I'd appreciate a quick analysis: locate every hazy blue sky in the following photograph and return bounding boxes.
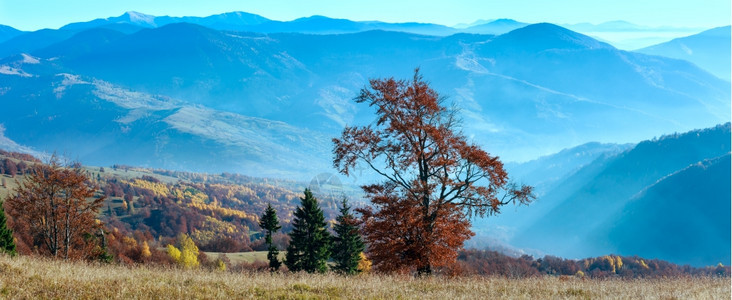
[1,0,729,31]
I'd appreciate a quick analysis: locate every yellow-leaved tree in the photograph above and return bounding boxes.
[167,244,181,262]
[141,241,152,258]
[216,259,227,271]
[357,252,372,274]
[167,234,199,268]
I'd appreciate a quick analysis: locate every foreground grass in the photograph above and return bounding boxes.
[0,255,728,299]
[204,251,285,265]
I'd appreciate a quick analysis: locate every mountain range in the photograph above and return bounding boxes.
[637,26,731,80]
[59,11,460,36]
[0,15,729,179]
[0,25,24,43]
[493,123,730,266]
[3,12,720,47]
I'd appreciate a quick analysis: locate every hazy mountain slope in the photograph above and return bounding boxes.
[0,29,79,58]
[464,19,528,35]
[0,25,24,43]
[566,21,647,32]
[33,28,128,59]
[453,23,729,160]
[0,56,330,178]
[512,123,731,265]
[599,154,731,266]
[470,142,633,249]
[0,126,43,158]
[637,26,731,81]
[55,23,315,120]
[563,21,708,50]
[1,21,729,175]
[55,23,730,137]
[504,142,633,196]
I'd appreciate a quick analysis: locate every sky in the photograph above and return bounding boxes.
[1,0,730,31]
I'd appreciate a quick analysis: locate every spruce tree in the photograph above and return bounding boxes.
[0,201,17,256]
[259,204,282,271]
[285,189,331,273]
[332,198,365,274]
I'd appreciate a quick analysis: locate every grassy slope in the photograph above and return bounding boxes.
[0,254,728,299]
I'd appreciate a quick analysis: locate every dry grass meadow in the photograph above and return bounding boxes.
[0,254,728,299]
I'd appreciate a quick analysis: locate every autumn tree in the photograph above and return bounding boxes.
[259,203,282,271]
[285,189,331,273]
[331,198,365,274]
[167,233,199,268]
[5,159,17,177]
[0,200,16,256]
[140,241,152,259]
[333,69,534,275]
[357,252,372,273]
[6,156,105,260]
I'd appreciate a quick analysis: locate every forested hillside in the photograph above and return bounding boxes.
[1,149,727,277]
[0,154,354,257]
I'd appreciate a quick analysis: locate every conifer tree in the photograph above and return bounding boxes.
[0,201,16,256]
[259,204,282,271]
[331,198,365,274]
[285,189,331,273]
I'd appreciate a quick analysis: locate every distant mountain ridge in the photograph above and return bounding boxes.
[0,29,79,58]
[509,123,731,266]
[637,26,731,80]
[0,25,24,43]
[462,19,529,35]
[504,142,633,196]
[565,20,700,33]
[60,11,270,31]
[4,11,726,52]
[602,153,730,266]
[58,11,460,36]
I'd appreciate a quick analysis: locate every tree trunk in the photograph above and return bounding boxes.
[64,204,70,260]
[50,200,59,258]
[417,264,432,276]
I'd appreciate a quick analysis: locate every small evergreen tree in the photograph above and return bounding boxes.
[285,189,331,273]
[0,201,16,256]
[332,198,365,274]
[259,204,282,271]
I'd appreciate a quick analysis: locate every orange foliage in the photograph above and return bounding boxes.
[6,156,105,260]
[334,69,534,275]
[357,183,472,274]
